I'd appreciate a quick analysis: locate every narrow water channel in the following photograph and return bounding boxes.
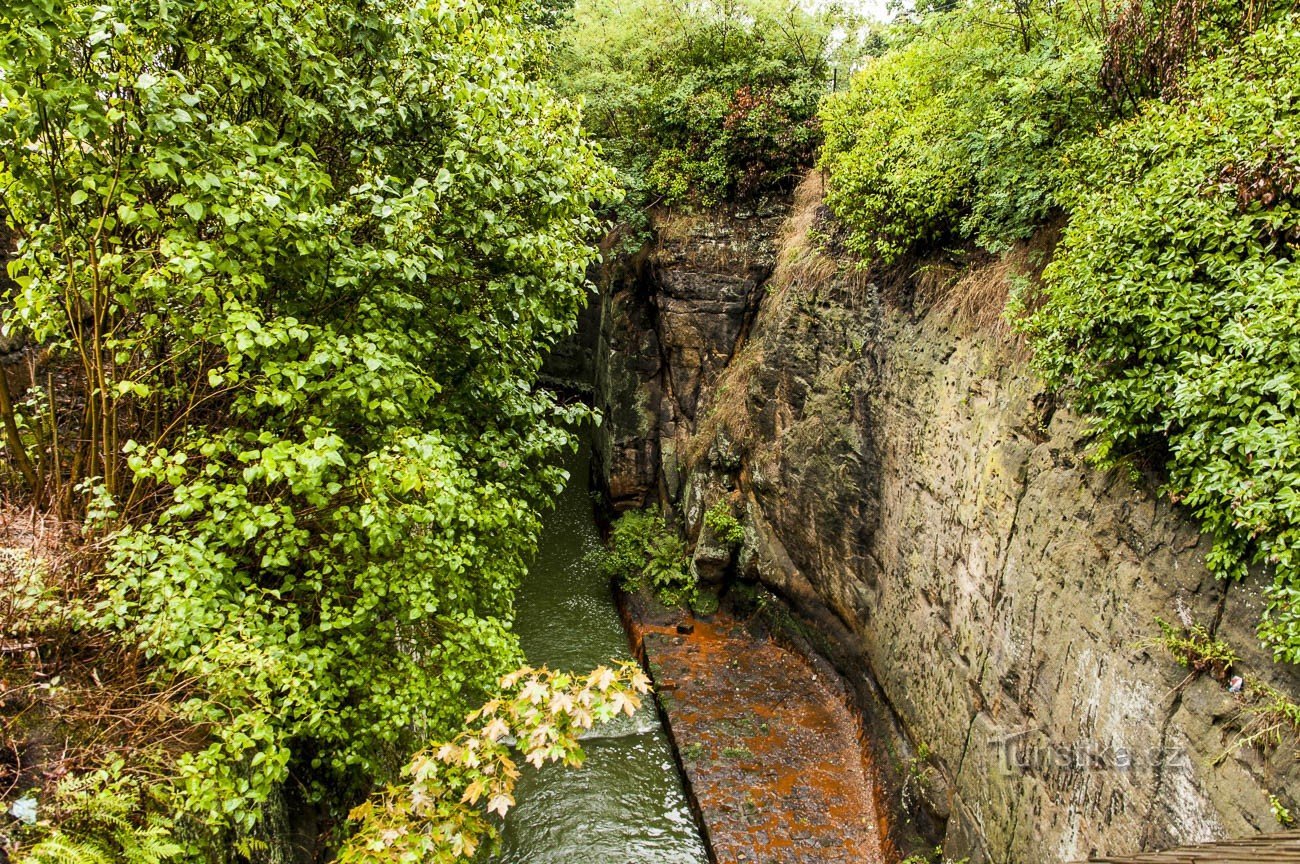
[495,441,710,864]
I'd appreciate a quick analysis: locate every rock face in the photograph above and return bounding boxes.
[622,594,894,864]
[591,183,1300,862]
[593,208,784,510]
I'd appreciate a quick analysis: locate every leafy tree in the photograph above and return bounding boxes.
[1,0,615,852]
[1018,19,1300,662]
[552,0,856,216]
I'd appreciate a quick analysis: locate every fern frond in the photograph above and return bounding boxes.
[20,832,113,864]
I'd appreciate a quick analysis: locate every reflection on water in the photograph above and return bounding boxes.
[495,442,708,864]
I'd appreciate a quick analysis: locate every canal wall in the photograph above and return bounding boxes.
[587,176,1300,862]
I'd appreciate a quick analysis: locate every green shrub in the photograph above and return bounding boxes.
[599,508,698,606]
[554,0,856,212]
[704,500,745,545]
[819,4,1104,261]
[1,0,613,850]
[1020,20,1300,662]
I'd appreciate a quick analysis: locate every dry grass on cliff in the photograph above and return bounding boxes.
[774,174,839,285]
[913,222,1061,345]
[652,209,708,248]
[774,174,874,299]
[685,173,851,469]
[916,255,1014,333]
[686,345,766,470]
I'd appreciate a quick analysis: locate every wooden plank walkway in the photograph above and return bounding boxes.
[1082,830,1300,862]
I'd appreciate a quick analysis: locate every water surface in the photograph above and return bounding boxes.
[495,443,709,864]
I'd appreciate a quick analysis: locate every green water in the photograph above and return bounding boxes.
[495,444,709,864]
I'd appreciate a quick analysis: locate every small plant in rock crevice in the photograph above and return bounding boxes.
[896,740,938,832]
[1237,680,1300,754]
[1143,617,1239,678]
[1271,794,1295,827]
[1143,618,1300,758]
[704,500,745,546]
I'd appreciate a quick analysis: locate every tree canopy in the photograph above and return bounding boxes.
[551,0,858,218]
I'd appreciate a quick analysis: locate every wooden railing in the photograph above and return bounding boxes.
[1080,830,1300,862]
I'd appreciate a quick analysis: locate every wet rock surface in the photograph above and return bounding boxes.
[592,179,1300,861]
[624,594,894,864]
[593,205,786,511]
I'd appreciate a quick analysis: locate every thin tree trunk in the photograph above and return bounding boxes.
[0,364,38,493]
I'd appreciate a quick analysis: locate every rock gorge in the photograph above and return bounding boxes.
[575,178,1300,862]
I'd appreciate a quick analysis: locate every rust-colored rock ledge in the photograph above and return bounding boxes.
[622,592,895,864]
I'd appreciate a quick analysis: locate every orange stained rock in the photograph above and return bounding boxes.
[633,613,896,864]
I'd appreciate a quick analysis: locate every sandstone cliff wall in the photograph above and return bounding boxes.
[592,184,1300,862]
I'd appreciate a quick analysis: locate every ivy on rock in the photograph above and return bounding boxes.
[1020,21,1300,662]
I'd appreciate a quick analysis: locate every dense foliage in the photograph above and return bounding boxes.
[1,0,615,855]
[1022,20,1300,662]
[818,0,1300,663]
[552,0,853,213]
[819,2,1105,261]
[597,508,699,607]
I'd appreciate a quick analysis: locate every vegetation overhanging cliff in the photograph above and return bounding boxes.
[3,0,1300,859]
[588,2,1300,857]
[594,171,1300,861]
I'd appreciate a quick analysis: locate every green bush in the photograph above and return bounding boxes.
[599,508,698,606]
[1,0,613,851]
[1020,19,1300,661]
[704,500,745,545]
[819,4,1104,262]
[554,0,855,212]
